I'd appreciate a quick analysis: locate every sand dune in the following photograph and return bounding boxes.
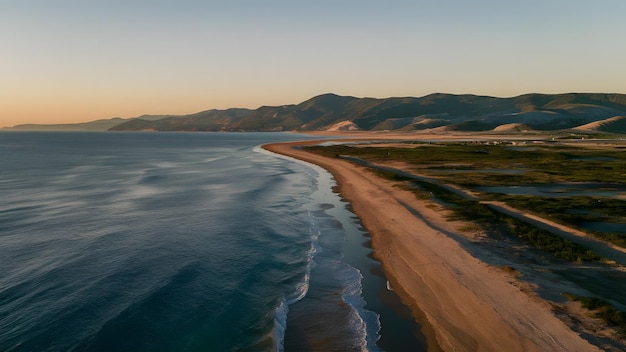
[573,116,626,133]
[493,123,531,132]
[326,120,361,131]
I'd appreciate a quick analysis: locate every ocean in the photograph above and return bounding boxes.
[0,132,425,351]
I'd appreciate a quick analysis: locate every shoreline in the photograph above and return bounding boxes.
[263,135,600,351]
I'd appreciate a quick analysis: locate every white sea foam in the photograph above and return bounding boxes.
[338,263,383,352]
[286,211,321,306]
[310,162,383,351]
[274,211,324,351]
[258,143,382,351]
[273,299,289,352]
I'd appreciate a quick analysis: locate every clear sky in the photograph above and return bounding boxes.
[2,0,626,127]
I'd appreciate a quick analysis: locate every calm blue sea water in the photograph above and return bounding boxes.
[0,132,424,352]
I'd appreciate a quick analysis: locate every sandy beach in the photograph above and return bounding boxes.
[263,134,601,352]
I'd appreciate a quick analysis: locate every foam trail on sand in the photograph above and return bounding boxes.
[275,203,321,351]
[273,300,288,352]
[259,143,385,351]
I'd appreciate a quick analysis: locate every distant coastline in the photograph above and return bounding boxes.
[263,132,604,351]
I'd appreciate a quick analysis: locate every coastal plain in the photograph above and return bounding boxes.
[264,132,626,351]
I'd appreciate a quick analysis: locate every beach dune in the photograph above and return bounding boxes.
[263,138,599,352]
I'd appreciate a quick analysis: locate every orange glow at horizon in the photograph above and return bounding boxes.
[2,1,625,128]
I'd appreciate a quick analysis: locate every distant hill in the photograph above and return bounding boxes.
[110,109,253,132]
[3,115,166,131]
[6,93,626,133]
[110,92,626,133]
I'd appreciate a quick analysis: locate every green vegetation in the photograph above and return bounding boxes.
[505,219,601,262]
[562,293,626,334]
[492,196,626,222]
[490,195,626,248]
[305,142,626,249]
[363,162,603,263]
[370,169,414,182]
[306,142,626,184]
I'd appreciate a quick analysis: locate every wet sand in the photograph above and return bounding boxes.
[263,134,600,352]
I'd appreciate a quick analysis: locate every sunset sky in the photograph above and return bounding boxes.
[2,0,626,127]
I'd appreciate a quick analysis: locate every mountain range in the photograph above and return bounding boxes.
[6,93,626,133]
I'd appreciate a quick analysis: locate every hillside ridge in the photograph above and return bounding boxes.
[6,93,626,133]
